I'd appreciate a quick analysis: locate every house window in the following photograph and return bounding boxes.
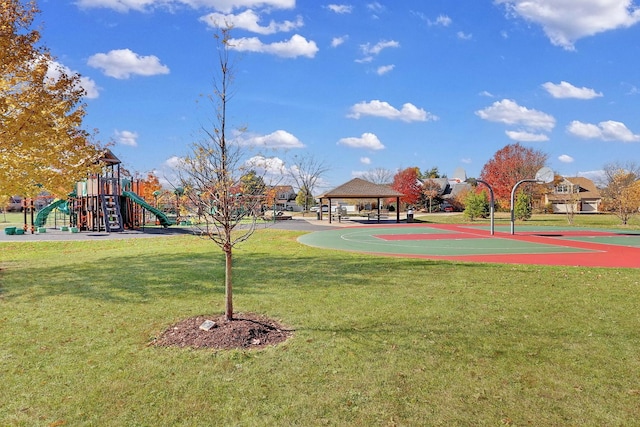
[555,184,570,194]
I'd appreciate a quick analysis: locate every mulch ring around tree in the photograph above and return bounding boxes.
[152,312,294,350]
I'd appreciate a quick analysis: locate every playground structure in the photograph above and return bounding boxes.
[30,150,172,233]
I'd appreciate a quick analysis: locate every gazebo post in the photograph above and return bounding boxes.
[396,197,400,223]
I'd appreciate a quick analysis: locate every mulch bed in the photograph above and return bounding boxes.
[153,312,293,350]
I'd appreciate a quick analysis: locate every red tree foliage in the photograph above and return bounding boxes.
[392,167,422,206]
[479,143,548,207]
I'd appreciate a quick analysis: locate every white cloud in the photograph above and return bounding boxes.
[87,49,170,79]
[241,130,304,148]
[228,34,318,58]
[567,120,640,142]
[46,60,100,99]
[558,154,574,163]
[245,155,286,177]
[376,64,395,75]
[327,4,353,14]
[331,35,348,47]
[496,0,640,50]
[430,14,452,26]
[75,0,295,13]
[164,155,184,169]
[114,129,139,147]
[461,158,472,164]
[475,99,556,131]
[457,31,473,40]
[361,40,400,56]
[479,90,495,97]
[367,1,385,14]
[348,100,438,122]
[360,157,371,165]
[200,10,303,34]
[338,133,385,150]
[505,130,549,142]
[542,81,603,99]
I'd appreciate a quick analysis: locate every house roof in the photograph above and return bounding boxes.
[546,176,601,202]
[320,178,404,198]
[567,177,600,197]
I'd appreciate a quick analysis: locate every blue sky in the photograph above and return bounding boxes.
[39,0,640,190]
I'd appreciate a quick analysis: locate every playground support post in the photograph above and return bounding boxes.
[510,179,542,235]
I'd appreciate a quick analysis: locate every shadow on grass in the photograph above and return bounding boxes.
[2,242,503,304]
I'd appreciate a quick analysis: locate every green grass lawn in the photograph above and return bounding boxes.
[2,220,640,425]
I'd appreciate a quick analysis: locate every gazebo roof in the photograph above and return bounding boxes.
[320,178,404,198]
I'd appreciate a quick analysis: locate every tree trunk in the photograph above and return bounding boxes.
[224,246,233,320]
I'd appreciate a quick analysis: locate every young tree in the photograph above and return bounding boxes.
[600,162,640,225]
[392,167,422,206]
[175,27,271,320]
[0,0,102,198]
[464,190,489,221]
[514,191,532,221]
[295,189,314,210]
[422,179,444,212]
[287,154,329,213]
[479,143,548,208]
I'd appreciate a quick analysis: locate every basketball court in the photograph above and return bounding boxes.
[298,224,640,268]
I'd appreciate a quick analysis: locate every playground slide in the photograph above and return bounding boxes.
[122,191,173,227]
[34,199,68,227]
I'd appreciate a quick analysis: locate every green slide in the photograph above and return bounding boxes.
[122,191,173,227]
[35,199,68,227]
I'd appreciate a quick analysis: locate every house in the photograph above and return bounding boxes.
[544,176,601,213]
[268,185,298,211]
[422,178,472,211]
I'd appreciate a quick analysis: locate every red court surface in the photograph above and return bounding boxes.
[298,224,640,268]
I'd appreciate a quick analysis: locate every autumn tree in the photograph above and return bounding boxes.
[479,143,548,209]
[137,172,162,202]
[422,179,444,212]
[287,154,329,213]
[174,27,277,321]
[392,167,422,207]
[600,162,640,225]
[0,0,102,199]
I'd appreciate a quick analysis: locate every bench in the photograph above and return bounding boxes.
[366,211,389,221]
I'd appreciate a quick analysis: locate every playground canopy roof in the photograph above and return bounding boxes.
[318,178,404,223]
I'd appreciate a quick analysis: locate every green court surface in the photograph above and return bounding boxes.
[298,225,592,257]
[297,224,640,268]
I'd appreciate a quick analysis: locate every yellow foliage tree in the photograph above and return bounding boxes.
[0,0,102,199]
[601,163,640,225]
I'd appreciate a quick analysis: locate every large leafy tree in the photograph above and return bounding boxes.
[392,167,422,206]
[0,0,102,198]
[600,162,640,225]
[479,143,548,208]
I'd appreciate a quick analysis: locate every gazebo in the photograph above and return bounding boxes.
[318,178,405,224]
